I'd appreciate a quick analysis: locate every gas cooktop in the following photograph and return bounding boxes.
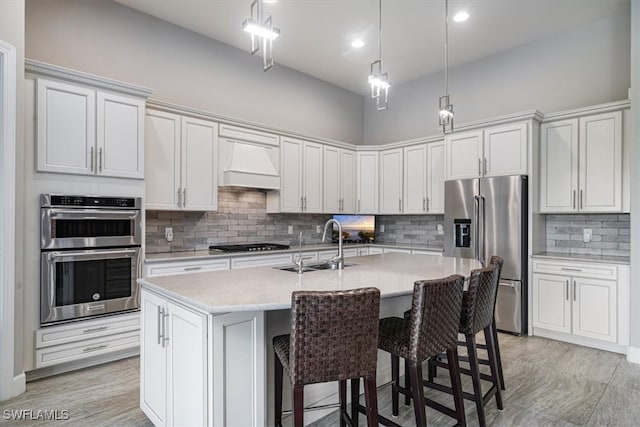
[208,243,291,253]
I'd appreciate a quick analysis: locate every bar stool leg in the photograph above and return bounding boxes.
[339,380,347,427]
[293,385,304,427]
[364,377,380,427]
[446,347,467,427]
[407,360,427,427]
[350,378,360,425]
[404,361,411,406]
[485,324,504,410]
[466,334,487,427]
[274,355,283,427]
[492,319,506,390]
[391,354,400,416]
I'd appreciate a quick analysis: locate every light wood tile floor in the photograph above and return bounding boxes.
[1,334,639,426]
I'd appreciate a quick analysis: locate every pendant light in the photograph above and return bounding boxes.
[368,0,390,110]
[439,0,454,132]
[243,0,280,71]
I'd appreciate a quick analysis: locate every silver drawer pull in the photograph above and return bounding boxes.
[184,266,202,271]
[83,326,108,334]
[86,304,106,311]
[83,344,107,353]
[560,268,582,272]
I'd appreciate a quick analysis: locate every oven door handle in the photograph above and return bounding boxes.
[48,210,140,219]
[46,248,140,261]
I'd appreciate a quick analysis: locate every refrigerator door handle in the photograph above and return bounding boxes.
[480,194,486,265]
[474,195,481,262]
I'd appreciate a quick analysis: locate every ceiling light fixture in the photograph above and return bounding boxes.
[453,11,469,22]
[439,0,454,133]
[351,38,365,48]
[242,0,280,71]
[368,0,390,110]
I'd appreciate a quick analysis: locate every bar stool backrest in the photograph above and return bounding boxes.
[460,264,499,335]
[289,288,381,386]
[407,275,465,363]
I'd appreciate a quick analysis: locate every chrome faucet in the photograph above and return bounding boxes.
[322,218,344,270]
[294,231,304,274]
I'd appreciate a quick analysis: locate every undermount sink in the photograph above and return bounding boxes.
[275,261,357,273]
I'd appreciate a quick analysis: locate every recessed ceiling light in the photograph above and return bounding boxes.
[351,38,365,48]
[453,11,469,22]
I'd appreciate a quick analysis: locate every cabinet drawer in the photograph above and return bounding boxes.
[35,330,139,368]
[318,250,339,261]
[294,251,319,262]
[532,260,617,280]
[411,249,442,256]
[369,247,384,255]
[146,258,230,277]
[231,253,293,269]
[36,312,140,349]
[343,248,358,258]
[383,248,412,254]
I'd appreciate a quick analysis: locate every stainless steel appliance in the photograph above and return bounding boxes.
[444,175,527,334]
[40,195,142,325]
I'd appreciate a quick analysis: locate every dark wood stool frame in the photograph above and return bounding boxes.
[273,288,380,427]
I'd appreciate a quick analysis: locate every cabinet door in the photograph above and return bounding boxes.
[96,91,145,179]
[445,130,482,180]
[181,116,218,211]
[357,152,379,214]
[145,110,181,210]
[340,149,357,214]
[303,141,323,213]
[483,122,527,177]
[540,119,578,213]
[380,148,404,214]
[280,138,303,212]
[166,301,208,426]
[36,78,96,175]
[140,290,167,427]
[426,142,445,214]
[572,277,617,343]
[532,273,571,334]
[403,144,427,214]
[323,146,341,213]
[579,112,622,212]
[212,311,266,427]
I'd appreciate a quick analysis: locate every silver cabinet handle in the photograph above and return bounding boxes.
[90,147,94,172]
[426,197,430,212]
[423,197,426,211]
[98,148,103,172]
[157,306,163,345]
[184,266,202,271]
[399,198,402,212]
[483,158,488,175]
[478,158,481,176]
[573,280,577,301]
[161,308,169,347]
[358,199,361,212]
[561,267,582,272]
[83,344,107,353]
[182,188,187,207]
[305,196,307,211]
[580,190,583,209]
[83,326,108,334]
[177,188,182,208]
[565,280,569,300]
[573,190,576,210]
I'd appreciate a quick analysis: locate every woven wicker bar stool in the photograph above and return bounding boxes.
[273,288,380,427]
[421,264,503,427]
[354,275,466,427]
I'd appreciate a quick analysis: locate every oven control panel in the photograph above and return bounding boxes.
[42,195,141,209]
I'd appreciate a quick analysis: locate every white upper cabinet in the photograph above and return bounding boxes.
[145,109,218,211]
[278,137,322,213]
[323,147,356,213]
[445,122,528,180]
[37,77,146,179]
[426,141,445,214]
[403,145,427,214]
[379,148,404,214]
[356,151,379,214]
[540,111,622,213]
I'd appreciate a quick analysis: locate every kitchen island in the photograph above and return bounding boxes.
[138,253,481,427]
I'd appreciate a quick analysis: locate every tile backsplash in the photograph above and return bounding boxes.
[545,214,629,257]
[146,188,445,253]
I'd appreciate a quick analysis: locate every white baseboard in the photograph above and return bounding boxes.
[0,372,25,401]
[627,346,640,364]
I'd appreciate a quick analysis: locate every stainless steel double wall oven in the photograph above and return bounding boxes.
[40,194,142,325]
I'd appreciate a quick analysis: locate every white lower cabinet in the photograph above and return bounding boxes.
[382,247,412,254]
[145,258,230,277]
[140,288,265,427]
[532,259,624,348]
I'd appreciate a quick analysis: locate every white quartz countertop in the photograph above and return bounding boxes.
[531,252,630,265]
[138,253,480,314]
[144,243,444,263]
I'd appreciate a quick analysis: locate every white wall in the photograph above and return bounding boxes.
[0,0,25,382]
[25,0,364,145]
[364,14,631,145]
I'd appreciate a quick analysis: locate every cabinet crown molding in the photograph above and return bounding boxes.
[25,59,154,98]
[541,100,631,123]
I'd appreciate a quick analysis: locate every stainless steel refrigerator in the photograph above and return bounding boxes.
[444,175,527,335]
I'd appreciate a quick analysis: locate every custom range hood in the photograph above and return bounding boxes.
[221,140,280,190]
